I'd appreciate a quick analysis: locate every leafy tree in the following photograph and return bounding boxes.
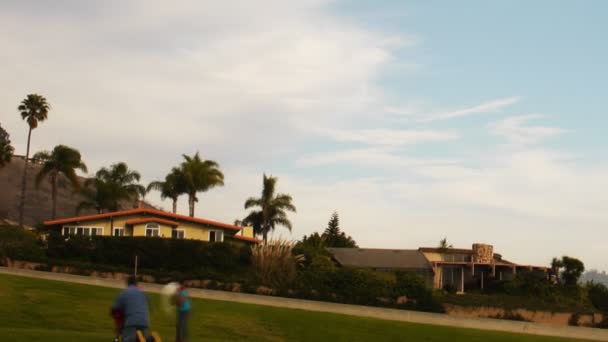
[561,256,585,286]
[77,162,144,214]
[322,212,357,248]
[244,174,296,242]
[33,145,88,219]
[179,152,224,217]
[0,123,14,168]
[17,94,50,227]
[146,168,185,213]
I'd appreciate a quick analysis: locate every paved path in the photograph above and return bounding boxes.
[2,267,607,341]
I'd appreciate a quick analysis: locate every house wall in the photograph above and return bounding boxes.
[58,214,238,242]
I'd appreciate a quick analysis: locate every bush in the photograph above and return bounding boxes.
[45,232,250,280]
[0,226,45,262]
[587,282,608,313]
[394,271,444,313]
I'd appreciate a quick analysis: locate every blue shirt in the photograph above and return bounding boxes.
[178,289,191,312]
[112,285,150,328]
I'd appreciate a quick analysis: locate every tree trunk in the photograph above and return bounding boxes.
[172,199,177,214]
[262,230,268,243]
[18,127,32,228]
[51,172,57,220]
[188,194,195,217]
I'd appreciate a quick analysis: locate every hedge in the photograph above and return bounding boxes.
[45,232,252,280]
[0,226,45,262]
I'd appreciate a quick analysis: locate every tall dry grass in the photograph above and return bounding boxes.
[251,239,304,289]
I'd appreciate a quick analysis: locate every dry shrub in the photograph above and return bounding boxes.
[251,239,303,289]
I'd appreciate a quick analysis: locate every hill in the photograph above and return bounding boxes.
[0,156,153,227]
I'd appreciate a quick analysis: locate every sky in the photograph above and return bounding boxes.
[0,1,606,270]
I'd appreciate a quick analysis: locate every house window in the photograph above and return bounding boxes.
[209,230,223,242]
[145,223,160,237]
[62,226,102,237]
[113,227,125,237]
[172,229,185,239]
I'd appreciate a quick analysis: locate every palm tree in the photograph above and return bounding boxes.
[17,94,50,227]
[439,237,453,249]
[179,152,224,217]
[146,168,185,214]
[77,162,145,214]
[33,145,87,219]
[0,123,14,168]
[244,174,296,242]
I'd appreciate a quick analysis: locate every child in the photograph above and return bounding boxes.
[110,307,124,342]
[174,280,191,342]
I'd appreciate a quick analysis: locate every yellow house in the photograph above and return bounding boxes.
[43,208,260,244]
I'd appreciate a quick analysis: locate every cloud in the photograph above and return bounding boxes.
[295,148,457,168]
[315,128,458,146]
[490,115,565,145]
[430,97,520,121]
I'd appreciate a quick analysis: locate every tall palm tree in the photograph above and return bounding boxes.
[77,162,145,214]
[146,168,185,214]
[17,94,50,227]
[0,123,14,168]
[244,174,296,242]
[179,152,224,217]
[33,145,88,219]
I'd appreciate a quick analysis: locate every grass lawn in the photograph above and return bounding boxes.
[0,274,590,341]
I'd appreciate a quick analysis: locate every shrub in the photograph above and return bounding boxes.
[568,313,581,326]
[45,232,249,280]
[394,271,444,312]
[587,282,608,313]
[251,239,303,289]
[0,226,45,262]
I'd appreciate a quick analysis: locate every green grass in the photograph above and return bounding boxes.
[0,274,589,341]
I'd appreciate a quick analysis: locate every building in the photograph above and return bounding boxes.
[328,243,548,293]
[43,208,261,244]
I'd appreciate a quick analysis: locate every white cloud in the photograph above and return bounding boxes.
[428,96,521,121]
[490,114,565,145]
[316,128,458,146]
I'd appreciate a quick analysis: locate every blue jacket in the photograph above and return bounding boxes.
[112,285,150,328]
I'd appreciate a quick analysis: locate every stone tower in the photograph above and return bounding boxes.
[472,243,494,263]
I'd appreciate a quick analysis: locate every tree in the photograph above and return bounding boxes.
[33,145,87,219]
[179,152,224,217]
[561,256,585,287]
[77,162,144,214]
[0,124,14,168]
[17,94,50,227]
[322,212,357,248]
[244,174,296,242]
[439,237,453,249]
[146,168,185,214]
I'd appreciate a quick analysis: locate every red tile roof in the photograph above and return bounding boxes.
[43,208,241,231]
[125,218,179,227]
[232,235,262,243]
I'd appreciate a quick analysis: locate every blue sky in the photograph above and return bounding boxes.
[0,0,606,270]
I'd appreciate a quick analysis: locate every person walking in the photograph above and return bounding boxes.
[174,280,191,342]
[112,276,150,342]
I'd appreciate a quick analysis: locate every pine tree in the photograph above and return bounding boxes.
[322,212,357,248]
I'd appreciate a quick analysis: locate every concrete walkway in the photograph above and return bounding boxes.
[1,267,607,341]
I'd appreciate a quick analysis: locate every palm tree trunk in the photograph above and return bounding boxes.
[172,199,177,214]
[188,194,195,217]
[18,127,32,228]
[51,173,57,220]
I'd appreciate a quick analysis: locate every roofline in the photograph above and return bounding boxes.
[125,218,179,227]
[418,247,503,259]
[232,235,262,243]
[43,208,241,231]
